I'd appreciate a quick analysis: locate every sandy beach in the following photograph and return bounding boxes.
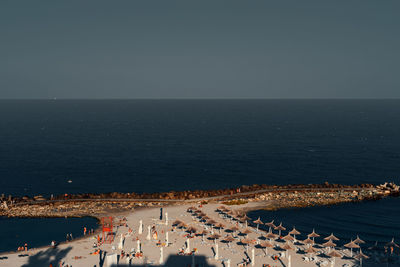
[0,201,390,267]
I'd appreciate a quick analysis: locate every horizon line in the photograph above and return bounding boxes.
[1,97,400,100]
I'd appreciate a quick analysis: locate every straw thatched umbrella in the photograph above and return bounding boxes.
[240,214,251,228]
[328,249,342,267]
[304,245,319,256]
[354,249,369,267]
[308,229,320,242]
[282,234,295,242]
[209,233,221,245]
[253,217,264,232]
[186,226,197,235]
[324,233,339,241]
[289,227,301,241]
[303,237,314,245]
[177,222,187,229]
[229,225,239,233]
[265,220,276,232]
[385,237,399,255]
[274,222,286,237]
[265,230,278,243]
[322,240,337,252]
[215,223,225,234]
[241,238,255,252]
[259,241,273,255]
[172,220,183,226]
[240,228,252,237]
[344,240,360,257]
[354,235,365,245]
[223,236,235,248]
[281,242,294,258]
[197,229,208,242]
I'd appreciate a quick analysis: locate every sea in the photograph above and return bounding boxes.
[0,99,399,252]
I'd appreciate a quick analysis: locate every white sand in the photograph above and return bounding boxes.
[0,203,381,266]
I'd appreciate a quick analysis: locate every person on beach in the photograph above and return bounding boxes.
[84,227,87,235]
[24,243,28,251]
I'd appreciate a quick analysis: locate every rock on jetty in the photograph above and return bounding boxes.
[0,182,398,218]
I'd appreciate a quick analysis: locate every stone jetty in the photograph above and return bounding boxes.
[0,182,398,218]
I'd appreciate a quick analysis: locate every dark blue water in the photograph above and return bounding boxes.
[0,216,98,253]
[0,99,399,252]
[0,99,399,196]
[248,197,400,247]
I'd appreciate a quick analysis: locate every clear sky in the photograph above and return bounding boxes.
[1,0,399,99]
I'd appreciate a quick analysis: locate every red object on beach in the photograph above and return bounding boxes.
[101,217,114,244]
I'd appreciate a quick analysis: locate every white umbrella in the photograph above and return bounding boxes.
[186,238,190,253]
[118,234,124,250]
[146,225,151,240]
[226,259,231,267]
[166,231,169,246]
[138,220,143,234]
[159,247,164,264]
[214,243,219,260]
[137,240,141,252]
[288,254,291,267]
[251,248,255,266]
[165,212,169,225]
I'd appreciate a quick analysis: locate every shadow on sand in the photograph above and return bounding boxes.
[110,255,217,267]
[21,246,72,267]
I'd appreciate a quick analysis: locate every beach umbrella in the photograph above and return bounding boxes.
[308,229,320,241]
[136,240,141,252]
[288,254,291,267]
[282,234,295,242]
[324,233,339,241]
[146,225,151,240]
[223,236,235,248]
[265,230,278,242]
[253,217,264,231]
[240,214,251,228]
[281,242,294,258]
[354,249,369,266]
[172,220,183,226]
[354,235,365,245]
[186,226,198,235]
[215,243,219,260]
[241,238,255,252]
[228,225,239,233]
[368,241,379,251]
[209,233,221,245]
[328,249,342,267]
[240,228,252,237]
[251,248,255,266]
[215,223,225,234]
[185,238,190,253]
[197,229,208,242]
[265,220,276,232]
[303,237,314,246]
[386,237,400,248]
[344,240,360,257]
[226,259,231,267]
[274,223,286,236]
[159,247,164,264]
[166,231,169,246]
[259,241,273,255]
[165,212,168,225]
[304,245,319,256]
[322,240,337,252]
[289,227,301,241]
[118,234,124,250]
[217,205,226,211]
[385,237,399,255]
[177,222,188,229]
[138,220,143,234]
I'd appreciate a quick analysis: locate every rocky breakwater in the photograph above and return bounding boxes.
[0,182,399,218]
[233,182,400,210]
